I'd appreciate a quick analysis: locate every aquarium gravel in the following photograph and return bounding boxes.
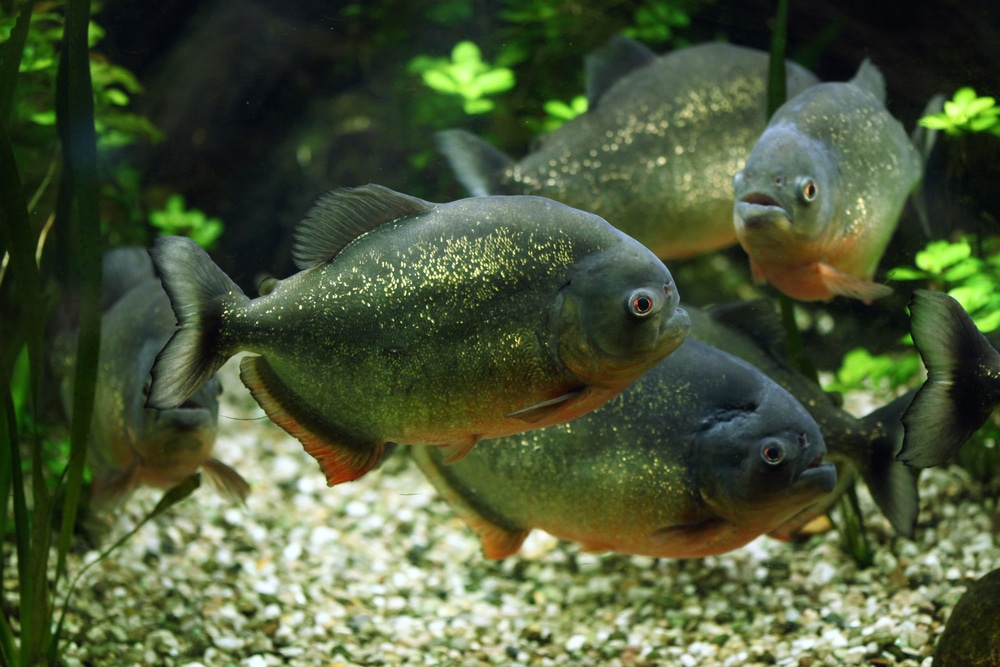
[18,357,998,667]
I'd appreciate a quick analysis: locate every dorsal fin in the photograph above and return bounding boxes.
[291,184,434,270]
[584,35,656,108]
[102,247,155,310]
[705,300,788,358]
[849,59,886,104]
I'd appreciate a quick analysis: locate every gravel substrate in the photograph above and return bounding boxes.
[10,356,999,666]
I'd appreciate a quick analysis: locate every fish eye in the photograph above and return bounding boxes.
[799,178,818,203]
[627,288,657,317]
[761,441,786,465]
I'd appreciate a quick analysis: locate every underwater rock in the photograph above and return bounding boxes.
[933,568,1000,666]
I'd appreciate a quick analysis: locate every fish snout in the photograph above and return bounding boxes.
[793,432,837,491]
[734,195,792,232]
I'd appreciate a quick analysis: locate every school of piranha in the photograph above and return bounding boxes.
[54,36,1000,665]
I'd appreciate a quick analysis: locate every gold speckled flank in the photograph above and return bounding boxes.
[498,43,819,259]
[411,339,834,560]
[149,186,689,485]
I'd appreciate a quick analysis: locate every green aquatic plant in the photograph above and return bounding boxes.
[539,94,587,132]
[889,235,1000,333]
[825,348,922,396]
[149,194,225,250]
[918,87,1000,136]
[0,2,195,665]
[622,0,693,45]
[409,41,515,115]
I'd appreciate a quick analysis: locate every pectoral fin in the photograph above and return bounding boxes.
[506,387,587,423]
[817,263,893,303]
[749,259,768,284]
[240,355,385,486]
[202,457,251,505]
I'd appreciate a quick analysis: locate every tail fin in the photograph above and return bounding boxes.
[898,289,1000,467]
[857,390,919,538]
[146,236,247,409]
[434,129,517,197]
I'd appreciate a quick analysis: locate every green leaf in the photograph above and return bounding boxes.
[941,256,983,282]
[103,87,129,106]
[421,68,459,94]
[973,309,1000,334]
[947,284,993,314]
[473,68,514,95]
[451,41,481,65]
[886,266,929,281]
[463,97,493,114]
[914,238,970,274]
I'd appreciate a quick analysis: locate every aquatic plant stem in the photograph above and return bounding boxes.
[837,483,874,568]
[52,0,101,654]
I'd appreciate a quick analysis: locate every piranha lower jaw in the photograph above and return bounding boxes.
[734,197,792,235]
[794,457,838,491]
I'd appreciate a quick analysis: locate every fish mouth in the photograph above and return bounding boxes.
[734,194,791,232]
[659,306,690,342]
[795,455,837,492]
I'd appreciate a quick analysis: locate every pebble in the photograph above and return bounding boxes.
[17,358,997,666]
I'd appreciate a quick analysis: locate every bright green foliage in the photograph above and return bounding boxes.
[918,87,1000,136]
[0,4,164,251]
[539,95,588,132]
[889,236,1000,333]
[409,41,515,115]
[831,235,1000,397]
[623,0,693,45]
[150,194,225,250]
[825,347,923,395]
[0,10,161,144]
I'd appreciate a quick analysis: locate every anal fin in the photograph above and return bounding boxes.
[239,356,384,486]
[410,447,529,559]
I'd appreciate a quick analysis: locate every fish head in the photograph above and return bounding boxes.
[553,244,690,387]
[733,124,840,263]
[693,380,837,530]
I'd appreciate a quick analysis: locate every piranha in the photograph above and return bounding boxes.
[147,184,690,486]
[683,302,918,538]
[897,289,1000,468]
[436,36,818,260]
[733,60,923,302]
[56,248,249,508]
[411,339,835,560]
